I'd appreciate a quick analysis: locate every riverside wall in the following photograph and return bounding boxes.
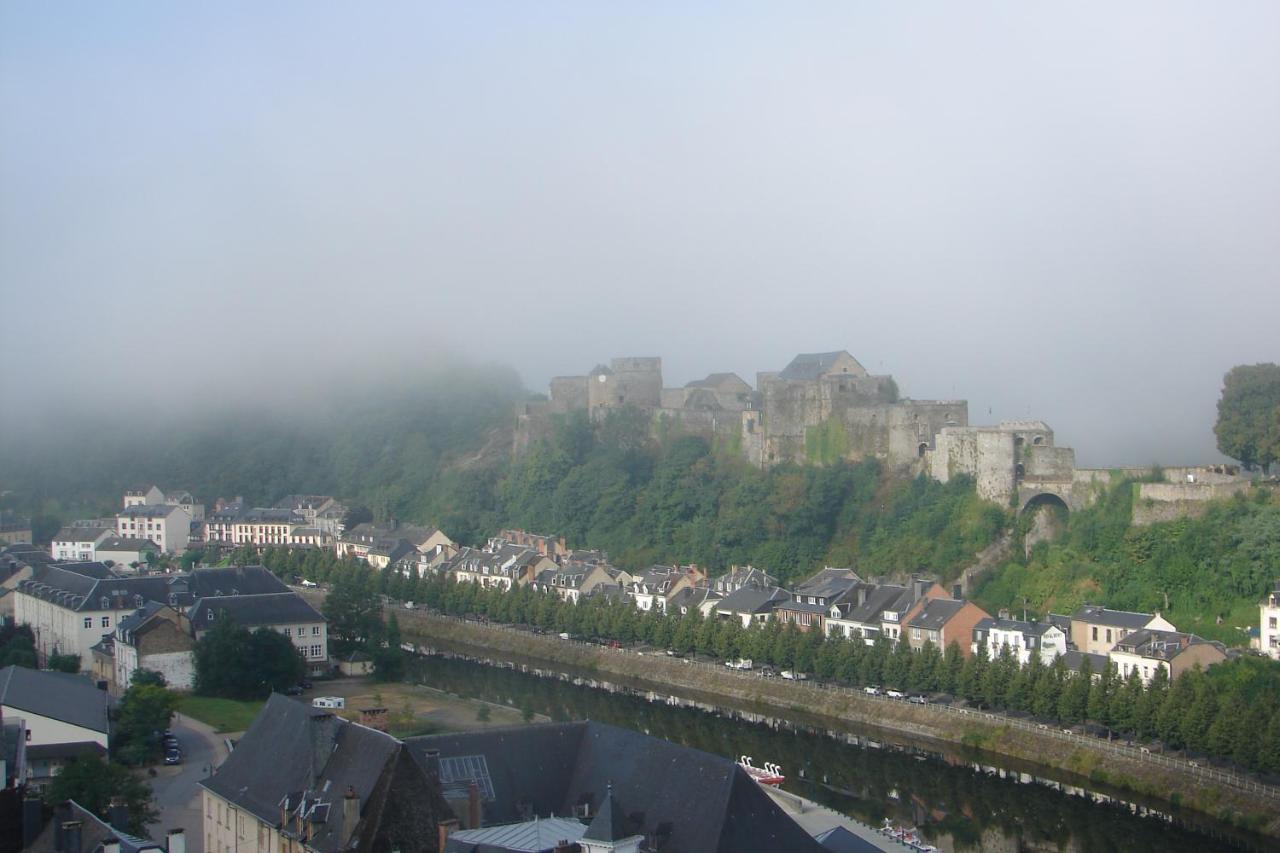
[394,609,1280,839]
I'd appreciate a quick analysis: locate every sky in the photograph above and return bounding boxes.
[1,2,1277,466]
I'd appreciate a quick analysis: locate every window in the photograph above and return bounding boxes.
[84,617,92,629]
[1106,629,1112,643]
[101,616,110,628]
[1091,626,1098,642]
[207,611,214,621]
[312,626,320,636]
[309,645,322,657]
[1271,617,1277,629]
[283,627,291,637]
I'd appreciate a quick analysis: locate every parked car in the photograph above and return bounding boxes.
[759,665,777,677]
[886,689,907,699]
[164,749,183,765]
[725,658,753,670]
[863,686,882,695]
[780,670,808,681]
[908,694,928,705]
[162,736,180,750]
[664,649,684,658]
[284,685,303,696]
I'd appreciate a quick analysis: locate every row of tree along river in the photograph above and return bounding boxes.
[405,645,1270,852]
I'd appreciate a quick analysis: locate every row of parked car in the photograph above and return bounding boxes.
[159,730,183,765]
[862,685,929,704]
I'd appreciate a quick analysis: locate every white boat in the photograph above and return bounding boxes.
[736,755,785,785]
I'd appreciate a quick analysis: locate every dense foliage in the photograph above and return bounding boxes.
[193,613,305,699]
[0,624,37,669]
[46,754,156,835]
[1215,363,1280,473]
[397,572,1280,775]
[975,482,1279,644]
[501,410,1006,582]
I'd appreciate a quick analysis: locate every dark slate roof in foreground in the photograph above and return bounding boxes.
[26,800,162,853]
[716,585,788,615]
[200,694,399,853]
[815,824,882,853]
[0,666,110,734]
[445,816,587,852]
[406,721,824,853]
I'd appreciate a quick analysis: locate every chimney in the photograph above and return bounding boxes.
[166,828,186,853]
[22,796,43,849]
[423,748,441,778]
[858,586,867,606]
[437,818,459,851]
[108,797,129,830]
[467,781,481,829]
[62,821,83,853]
[553,842,575,853]
[952,583,963,600]
[343,787,360,842]
[998,609,1011,621]
[102,838,121,853]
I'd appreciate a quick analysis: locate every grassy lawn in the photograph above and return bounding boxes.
[178,695,264,733]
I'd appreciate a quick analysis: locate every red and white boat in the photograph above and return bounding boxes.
[737,755,785,785]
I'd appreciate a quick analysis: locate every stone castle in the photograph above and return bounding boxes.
[516,349,1256,521]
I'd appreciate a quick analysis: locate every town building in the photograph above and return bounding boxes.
[971,614,1068,665]
[203,501,307,547]
[714,585,790,628]
[826,582,912,644]
[96,536,161,570]
[1108,629,1227,684]
[0,511,33,545]
[51,526,115,562]
[629,565,704,614]
[904,597,990,658]
[189,591,329,676]
[200,694,451,853]
[111,603,196,692]
[774,568,860,633]
[1069,605,1176,656]
[710,565,777,596]
[23,799,185,853]
[1261,581,1280,661]
[0,665,111,783]
[412,720,826,852]
[124,485,204,522]
[116,504,190,553]
[337,522,454,563]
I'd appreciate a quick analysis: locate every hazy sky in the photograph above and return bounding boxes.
[2,3,1277,466]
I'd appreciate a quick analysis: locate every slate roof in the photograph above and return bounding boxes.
[972,617,1059,637]
[200,694,400,853]
[684,372,750,391]
[25,800,162,853]
[119,504,181,519]
[906,598,965,632]
[0,665,110,734]
[716,585,789,616]
[444,816,587,852]
[1071,605,1156,630]
[97,537,159,552]
[55,562,121,580]
[406,721,824,853]
[53,526,113,543]
[189,591,324,629]
[838,583,909,624]
[793,568,860,601]
[581,786,633,842]
[1061,650,1108,675]
[1112,629,1224,661]
[778,351,856,381]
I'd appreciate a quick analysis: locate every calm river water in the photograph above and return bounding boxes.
[406,649,1269,852]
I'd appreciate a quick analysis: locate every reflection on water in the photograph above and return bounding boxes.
[407,648,1269,852]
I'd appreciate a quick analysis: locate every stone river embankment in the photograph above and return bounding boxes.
[393,608,1280,839]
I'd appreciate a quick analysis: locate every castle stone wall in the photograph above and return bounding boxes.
[1024,445,1075,480]
[549,376,589,414]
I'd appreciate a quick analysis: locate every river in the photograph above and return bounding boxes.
[406,648,1270,852]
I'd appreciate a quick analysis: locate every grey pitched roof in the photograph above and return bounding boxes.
[778,351,854,380]
[97,537,159,552]
[972,617,1059,636]
[406,721,824,853]
[0,665,110,734]
[1113,629,1223,661]
[200,694,400,853]
[905,598,965,631]
[55,562,121,580]
[815,825,882,853]
[684,372,750,391]
[119,504,180,519]
[189,591,324,628]
[445,816,587,852]
[843,584,909,624]
[1061,650,1108,675]
[716,585,788,615]
[1071,605,1156,630]
[793,568,860,600]
[25,800,162,853]
[53,526,113,543]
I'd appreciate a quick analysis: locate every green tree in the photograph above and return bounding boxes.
[1214,363,1280,473]
[47,754,156,835]
[114,684,178,766]
[131,669,166,688]
[47,653,81,673]
[194,613,303,699]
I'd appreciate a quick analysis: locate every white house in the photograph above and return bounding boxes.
[1262,581,1280,661]
[0,665,110,782]
[50,526,115,562]
[971,615,1068,665]
[116,504,190,553]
